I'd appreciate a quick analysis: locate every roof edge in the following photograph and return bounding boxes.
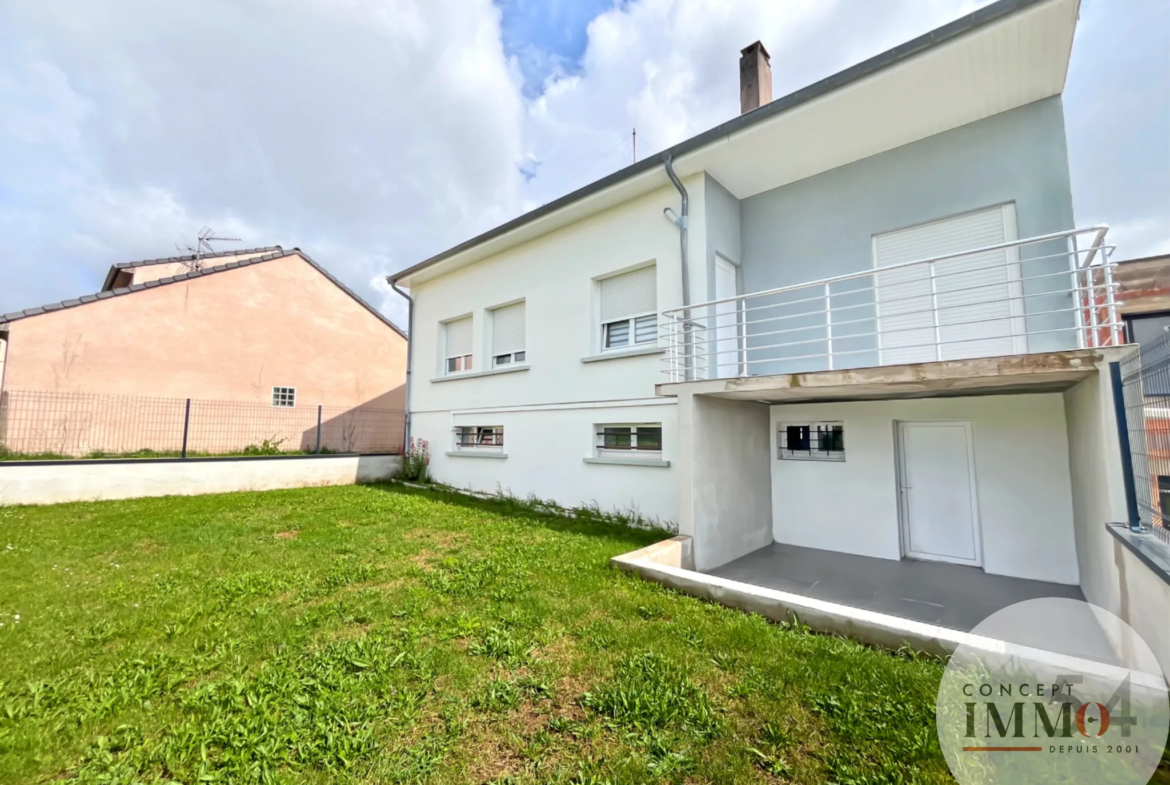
[389,0,1062,286]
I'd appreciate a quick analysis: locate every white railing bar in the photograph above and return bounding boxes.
[663,227,1112,317]
[684,248,1116,320]
[659,281,1120,340]
[663,321,1124,375]
[667,301,1107,354]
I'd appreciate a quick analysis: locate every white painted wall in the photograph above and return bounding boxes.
[769,394,1080,584]
[0,455,401,506]
[692,396,773,570]
[405,175,703,528]
[413,401,678,525]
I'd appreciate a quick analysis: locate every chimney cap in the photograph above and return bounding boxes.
[740,40,770,60]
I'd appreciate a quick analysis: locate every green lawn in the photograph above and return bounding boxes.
[0,484,954,784]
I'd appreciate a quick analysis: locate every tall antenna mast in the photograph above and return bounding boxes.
[632,127,637,163]
[178,226,242,271]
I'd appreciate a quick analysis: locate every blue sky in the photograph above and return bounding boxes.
[0,0,1166,328]
[496,0,621,97]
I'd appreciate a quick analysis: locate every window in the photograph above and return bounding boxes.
[778,422,844,461]
[444,316,473,375]
[271,386,296,408]
[491,301,526,367]
[1159,476,1170,523]
[596,423,663,459]
[599,265,657,351]
[455,426,504,448]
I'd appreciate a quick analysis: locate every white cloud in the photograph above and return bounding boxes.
[0,0,1165,327]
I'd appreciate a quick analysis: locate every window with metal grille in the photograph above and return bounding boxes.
[271,386,296,408]
[778,422,844,461]
[444,316,473,375]
[596,424,662,459]
[491,301,526,367]
[599,265,657,351]
[455,426,503,448]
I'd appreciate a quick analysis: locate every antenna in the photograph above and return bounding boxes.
[632,127,637,163]
[177,226,242,271]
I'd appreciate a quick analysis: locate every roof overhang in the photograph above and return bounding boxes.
[392,0,1080,288]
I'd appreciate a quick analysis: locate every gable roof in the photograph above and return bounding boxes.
[389,0,1077,287]
[1,249,407,339]
[99,246,283,290]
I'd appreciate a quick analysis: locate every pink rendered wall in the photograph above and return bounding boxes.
[3,254,406,409]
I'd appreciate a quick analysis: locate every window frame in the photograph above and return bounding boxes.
[602,313,658,352]
[271,386,296,408]
[777,421,845,462]
[489,300,527,369]
[492,350,526,367]
[454,425,504,450]
[442,316,474,376]
[595,423,663,460]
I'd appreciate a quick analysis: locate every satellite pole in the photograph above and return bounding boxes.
[632,127,637,163]
[178,226,242,272]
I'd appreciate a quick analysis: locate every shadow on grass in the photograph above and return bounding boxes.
[361,480,670,549]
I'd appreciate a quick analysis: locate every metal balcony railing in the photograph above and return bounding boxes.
[660,226,1121,383]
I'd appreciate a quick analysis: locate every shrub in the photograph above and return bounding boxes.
[399,437,431,482]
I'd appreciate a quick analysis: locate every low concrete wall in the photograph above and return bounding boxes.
[0,454,401,505]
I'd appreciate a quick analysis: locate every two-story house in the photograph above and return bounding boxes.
[390,0,1147,643]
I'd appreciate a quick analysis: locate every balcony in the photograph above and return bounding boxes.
[660,226,1122,384]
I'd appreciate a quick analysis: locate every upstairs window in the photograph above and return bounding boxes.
[600,265,657,351]
[491,301,526,367]
[271,386,296,408]
[778,422,845,461]
[596,423,662,459]
[455,426,503,448]
[444,316,473,374]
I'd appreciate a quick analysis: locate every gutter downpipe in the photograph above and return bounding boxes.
[389,280,414,454]
[662,154,692,381]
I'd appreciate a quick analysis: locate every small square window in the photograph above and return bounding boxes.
[272,386,296,408]
[778,422,844,461]
[446,355,472,374]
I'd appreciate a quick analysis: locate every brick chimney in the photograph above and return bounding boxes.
[739,41,772,115]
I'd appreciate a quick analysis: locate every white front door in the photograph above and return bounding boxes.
[714,256,741,378]
[897,421,982,566]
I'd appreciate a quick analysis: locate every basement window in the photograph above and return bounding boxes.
[596,424,663,460]
[454,426,504,450]
[778,422,844,461]
[272,386,296,408]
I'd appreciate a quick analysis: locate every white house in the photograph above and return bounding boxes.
[389,0,1166,656]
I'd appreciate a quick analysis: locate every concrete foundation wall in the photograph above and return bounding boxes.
[692,396,773,571]
[769,394,1079,584]
[0,454,401,506]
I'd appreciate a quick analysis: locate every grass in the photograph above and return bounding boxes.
[0,443,347,461]
[0,483,957,784]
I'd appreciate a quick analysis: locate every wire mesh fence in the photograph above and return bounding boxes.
[1119,334,1170,546]
[0,390,405,459]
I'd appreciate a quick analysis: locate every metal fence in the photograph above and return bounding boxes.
[0,389,405,459]
[1117,335,1170,545]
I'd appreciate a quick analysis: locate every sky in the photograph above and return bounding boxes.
[1,0,1166,330]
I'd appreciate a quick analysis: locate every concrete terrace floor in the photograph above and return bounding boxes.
[707,542,1085,633]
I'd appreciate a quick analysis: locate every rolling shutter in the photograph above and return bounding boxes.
[600,266,657,322]
[445,316,472,357]
[874,205,1022,364]
[492,302,526,355]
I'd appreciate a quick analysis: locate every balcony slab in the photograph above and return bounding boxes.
[655,349,1122,403]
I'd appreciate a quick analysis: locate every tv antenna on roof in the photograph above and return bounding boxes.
[176,226,242,271]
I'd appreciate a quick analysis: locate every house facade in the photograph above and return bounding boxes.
[0,247,408,454]
[391,0,1149,641]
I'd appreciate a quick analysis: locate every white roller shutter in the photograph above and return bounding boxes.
[874,205,1023,365]
[445,316,472,357]
[492,302,525,355]
[600,266,657,322]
